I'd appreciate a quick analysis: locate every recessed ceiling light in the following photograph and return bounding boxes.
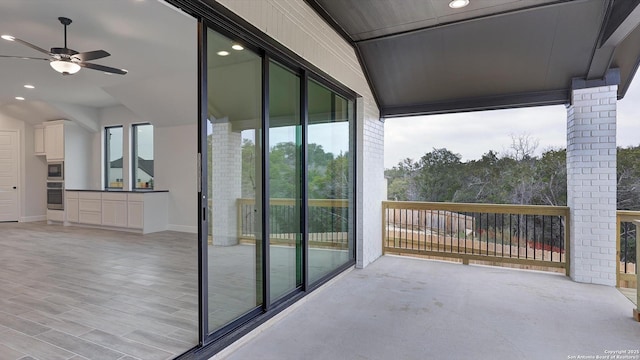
[231,44,244,51]
[1,35,15,41]
[15,96,25,101]
[449,0,469,9]
[217,51,230,56]
[24,84,35,89]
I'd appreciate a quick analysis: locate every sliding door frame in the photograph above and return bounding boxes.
[169,1,359,358]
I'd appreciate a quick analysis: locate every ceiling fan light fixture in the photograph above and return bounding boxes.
[50,60,81,75]
[449,0,469,9]
[1,35,15,41]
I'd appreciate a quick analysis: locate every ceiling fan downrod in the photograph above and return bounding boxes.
[59,17,72,49]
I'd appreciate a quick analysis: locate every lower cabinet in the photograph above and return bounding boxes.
[102,193,128,227]
[127,200,144,229]
[66,192,79,222]
[64,190,167,234]
[78,192,102,225]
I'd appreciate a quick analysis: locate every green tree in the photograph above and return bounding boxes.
[414,148,463,202]
[534,148,567,206]
[617,145,640,211]
[385,158,418,200]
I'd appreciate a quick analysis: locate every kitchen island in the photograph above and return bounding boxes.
[65,189,169,234]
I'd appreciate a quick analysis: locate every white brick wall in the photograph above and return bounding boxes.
[211,119,242,246]
[567,85,617,286]
[217,0,384,267]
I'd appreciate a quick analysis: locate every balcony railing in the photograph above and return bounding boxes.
[382,201,570,274]
[237,198,349,249]
[617,211,640,289]
[235,199,638,291]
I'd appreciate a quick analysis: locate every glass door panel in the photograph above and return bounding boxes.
[206,28,263,332]
[268,62,302,301]
[307,79,354,283]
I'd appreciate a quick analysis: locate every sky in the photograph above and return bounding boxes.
[384,73,640,169]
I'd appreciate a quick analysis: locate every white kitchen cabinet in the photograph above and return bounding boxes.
[102,193,128,227]
[127,201,144,229]
[66,191,79,223]
[44,122,64,161]
[64,190,167,234]
[78,192,101,225]
[34,125,45,156]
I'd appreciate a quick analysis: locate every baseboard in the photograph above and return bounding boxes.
[19,215,47,222]
[167,224,198,234]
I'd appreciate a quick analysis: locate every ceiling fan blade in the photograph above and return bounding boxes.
[0,54,49,61]
[12,37,51,55]
[72,50,110,62]
[80,62,127,75]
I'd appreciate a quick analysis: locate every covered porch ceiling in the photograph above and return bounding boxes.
[305,0,640,117]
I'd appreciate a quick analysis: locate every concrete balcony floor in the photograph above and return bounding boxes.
[218,255,640,360]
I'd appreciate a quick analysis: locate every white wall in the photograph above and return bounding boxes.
[155,124,197,233]
[217,0,384,267]
[0,112,47,221]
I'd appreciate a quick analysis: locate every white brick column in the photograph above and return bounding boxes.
[567,82,617,286]
[211,119,242,246]
[356,97,385,268]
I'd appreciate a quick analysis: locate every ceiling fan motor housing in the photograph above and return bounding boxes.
[51,47,79,57]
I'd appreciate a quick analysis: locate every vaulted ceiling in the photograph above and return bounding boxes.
[0,0,196,128]
[305,0,640,117]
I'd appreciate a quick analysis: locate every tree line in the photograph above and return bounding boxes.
[386,136,640,211]
[386,136,640,262]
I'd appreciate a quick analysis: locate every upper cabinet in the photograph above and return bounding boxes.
[34,124,45,156]
[36,119,92,189]
[44,122,65,161]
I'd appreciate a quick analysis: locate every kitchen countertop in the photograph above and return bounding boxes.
[65,189,169,193]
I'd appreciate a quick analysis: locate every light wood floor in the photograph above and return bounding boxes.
[0,221,199,360]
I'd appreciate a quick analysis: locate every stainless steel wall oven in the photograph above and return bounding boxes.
[47,181,64,210]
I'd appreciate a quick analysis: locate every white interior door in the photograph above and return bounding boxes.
[0,130,19,222]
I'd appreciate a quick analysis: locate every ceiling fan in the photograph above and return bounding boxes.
[0,17,127,75]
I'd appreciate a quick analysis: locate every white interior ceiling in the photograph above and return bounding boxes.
[0,0,197,128]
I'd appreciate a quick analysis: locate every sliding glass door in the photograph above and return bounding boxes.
[268,62,302,301]
[204,25,355,338]
[307,79,354,283]
[206,28,263,332]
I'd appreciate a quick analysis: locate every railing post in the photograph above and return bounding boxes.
[634,220,639,322]
[237,198,242,244]
[616,213,621,287]
[381,202,386,255]
[565,210,570,277]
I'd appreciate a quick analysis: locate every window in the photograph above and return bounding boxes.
[105,126,123,189]
[132,123,154,189]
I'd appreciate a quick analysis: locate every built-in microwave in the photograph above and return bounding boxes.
[47,162,64,181]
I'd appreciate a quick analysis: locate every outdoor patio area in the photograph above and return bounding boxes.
[217,255,640,360]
